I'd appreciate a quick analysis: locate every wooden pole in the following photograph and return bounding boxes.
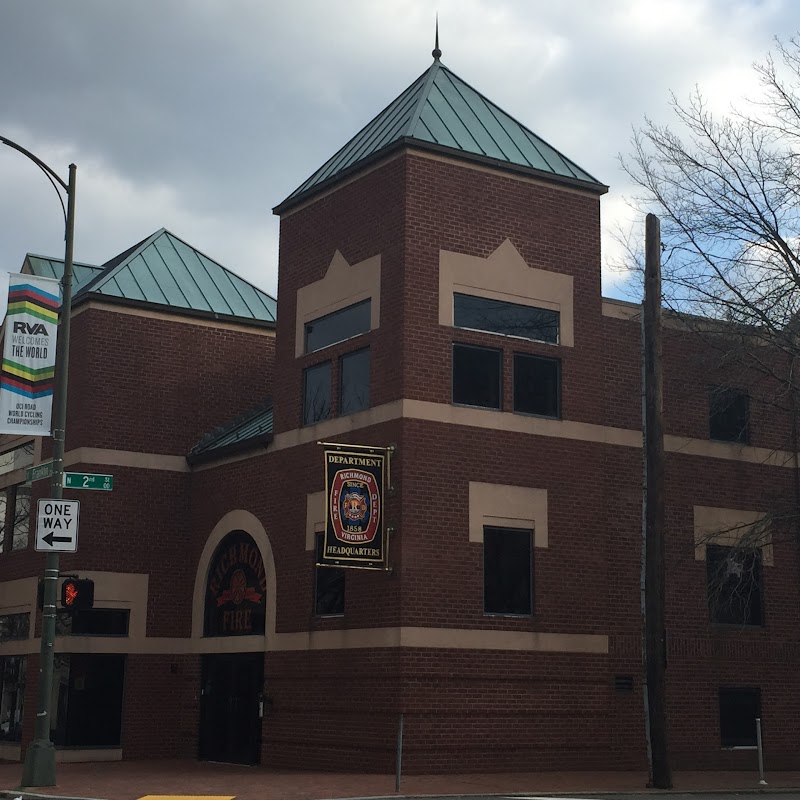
[643,213,672,789]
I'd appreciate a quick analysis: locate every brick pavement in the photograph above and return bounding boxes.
[0,761,799,800]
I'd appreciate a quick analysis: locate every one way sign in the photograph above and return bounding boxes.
[35,499,80,553]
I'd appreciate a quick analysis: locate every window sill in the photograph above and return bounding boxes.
[722,745,758,750]
[313,613,345,620]
[711,623,765,631]
[483,612,533,619]
[452,402,502,412]
[513,409,560,421]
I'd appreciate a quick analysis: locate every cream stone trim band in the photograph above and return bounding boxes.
[0,628,606,655]
[195,397,799,471]
[72,300,276,336]
[469,482,547,548]
[295,250,381,357]
[440,240,574,347]
[270,627,608,653]
[694,505,773,565]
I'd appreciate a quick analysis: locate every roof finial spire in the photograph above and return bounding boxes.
[432,14,442,61]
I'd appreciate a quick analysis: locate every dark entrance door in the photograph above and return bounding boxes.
[199,653,263,764]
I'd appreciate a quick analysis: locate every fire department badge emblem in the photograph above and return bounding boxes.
[330,469,380,543]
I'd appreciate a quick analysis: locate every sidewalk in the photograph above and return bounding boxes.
[1,761,799,800]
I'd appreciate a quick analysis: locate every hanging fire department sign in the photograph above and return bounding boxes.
[321,443,388,570]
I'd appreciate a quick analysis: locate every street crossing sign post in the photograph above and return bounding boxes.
[34,499,80,553]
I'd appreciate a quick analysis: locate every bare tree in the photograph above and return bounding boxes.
[619,36,800,574]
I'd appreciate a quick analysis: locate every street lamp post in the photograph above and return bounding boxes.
[0,135,76,787]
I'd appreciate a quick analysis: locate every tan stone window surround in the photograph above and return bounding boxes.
[693,505,773,566]
[295,251,381,358]
[439,239,574,348]
[469,482,548,548]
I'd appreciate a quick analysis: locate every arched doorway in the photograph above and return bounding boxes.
[198,530,266,765]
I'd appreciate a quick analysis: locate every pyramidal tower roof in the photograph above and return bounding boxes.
[25,229,276,324]
[275,52,607,213]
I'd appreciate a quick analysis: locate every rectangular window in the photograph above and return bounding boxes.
[454,293,559,344]
[10,483,30,551]
[0,613,29,642]
[0,443,34,478]
[719,687,760,747]
[707,544,762,626]
[710,387,749,443]
[56,609,130,637]
[453,343,502,409]
[0,656,25,742]
[340,348,370,415]
[51,654,125,747]
[303,361,332,425]
[513,354,560,417]
[483,527,533,615]
[315,534,345,616]
[305,300,371,354]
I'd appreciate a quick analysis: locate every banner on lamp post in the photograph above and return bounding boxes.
[0,274,61,436]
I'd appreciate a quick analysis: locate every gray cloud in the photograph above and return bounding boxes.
[0,0,795,301]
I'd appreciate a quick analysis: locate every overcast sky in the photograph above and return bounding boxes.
[0,0,796,308]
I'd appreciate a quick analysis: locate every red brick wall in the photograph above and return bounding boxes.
[66,306,274,454]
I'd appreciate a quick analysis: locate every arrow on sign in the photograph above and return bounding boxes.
[41,533,72,547]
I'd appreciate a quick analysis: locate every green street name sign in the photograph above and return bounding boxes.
[26,461,54,483]
[64,472,113,491]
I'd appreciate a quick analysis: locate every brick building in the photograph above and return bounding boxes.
[0,51,798,773]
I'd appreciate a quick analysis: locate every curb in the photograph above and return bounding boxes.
[326,791,800,800]
[0,791,107,800]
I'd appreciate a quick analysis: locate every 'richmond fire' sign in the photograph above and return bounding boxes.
[322,446,386,569]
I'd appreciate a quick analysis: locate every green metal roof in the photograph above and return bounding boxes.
[25,255,103,294]
[78,229,277,324]
[187,401,273,464]
[275,59,607,212]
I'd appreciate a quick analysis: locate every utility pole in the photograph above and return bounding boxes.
[1,135,76,788]
[642,212,672,789]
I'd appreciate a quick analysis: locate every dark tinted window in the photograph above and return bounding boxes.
[484,527,533,615]
[340,348,370,415]
[51,654,125,747]
[710,387,749,443]
[707,545,762,626]
[719,687,760,747]
[514,354,560,417]
[0,656,25,741]
[56,609,130,637]
[454,293,559,343]
[453,344,502,409]
[11,483,30,551]
[0,613,29,642]
[303,362,332,425]
[305,300,371,353]
[315,534,345,616]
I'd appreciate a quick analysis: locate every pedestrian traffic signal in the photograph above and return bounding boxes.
[61,578,94,610]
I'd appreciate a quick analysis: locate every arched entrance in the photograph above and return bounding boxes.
[198,529,266,765]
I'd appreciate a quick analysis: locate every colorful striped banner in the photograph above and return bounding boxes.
[0,273,61,435]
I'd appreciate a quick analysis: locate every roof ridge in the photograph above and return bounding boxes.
[26,254,101,269]
[76,229,164,297]
[406,60,441,136]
